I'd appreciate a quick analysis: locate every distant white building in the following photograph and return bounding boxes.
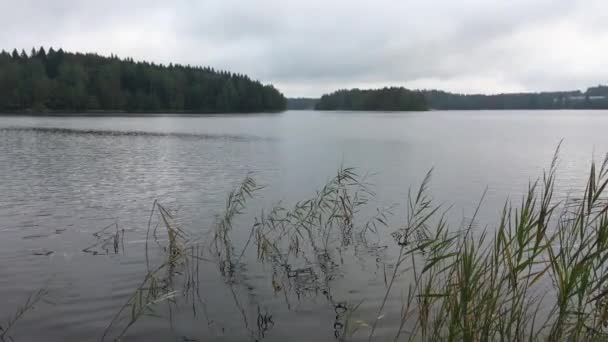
[568,95,607,101]
[569,95,586,101]
[552,93,606,104]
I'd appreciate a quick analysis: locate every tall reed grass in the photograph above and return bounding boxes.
[87,148,608,341]
[359,148,608,341]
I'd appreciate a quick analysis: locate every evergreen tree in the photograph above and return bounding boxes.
[37,47,46,59]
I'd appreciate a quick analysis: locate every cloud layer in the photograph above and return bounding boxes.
[1,0,606,96]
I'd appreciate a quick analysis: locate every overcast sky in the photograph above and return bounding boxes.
[0,0,606,97]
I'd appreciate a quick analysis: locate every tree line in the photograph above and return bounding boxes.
[286,97,319,110]
[313,85,608,111]
[315,87,427,111]
[424,87,608,110]
[0,48,286,113]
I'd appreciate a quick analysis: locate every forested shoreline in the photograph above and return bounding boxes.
[315,87,428,111]
[286,97,319,110]
[424,87,608,110]
[3,47,608,114]
[0,48,286,113]
[313,86,608,111]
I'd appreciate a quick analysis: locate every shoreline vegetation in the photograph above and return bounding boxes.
[105,152,608,340]
[0,47,286,114]
[2,47,608,114]
[286,97,320,110]
[0,110,284,117]
[8,149,608,341]
[315,87,428,111]
[424,86,608,110]
[312,86,608,111]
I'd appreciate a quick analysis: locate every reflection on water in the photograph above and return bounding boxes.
[94,169,394,342]
[0,126,275,142]
[1,110,608,341]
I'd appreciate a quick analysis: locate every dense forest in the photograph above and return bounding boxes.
[315,87,427,111]
[0,48,286,113]
[423,86,608,110]
[287,97,319,110]
[314,86,608,111]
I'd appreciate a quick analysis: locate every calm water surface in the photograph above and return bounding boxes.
[1,110,607,341]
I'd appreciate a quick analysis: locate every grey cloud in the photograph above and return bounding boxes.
[0,0,606,96]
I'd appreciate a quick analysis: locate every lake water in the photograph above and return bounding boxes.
[1,110,608,341]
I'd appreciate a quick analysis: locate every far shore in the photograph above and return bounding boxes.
[0,110,286,117]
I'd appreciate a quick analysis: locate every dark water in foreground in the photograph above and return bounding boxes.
[1,110,608,341]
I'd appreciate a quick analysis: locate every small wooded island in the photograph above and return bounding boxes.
[315,87,427,111]
[0,48,286,113]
